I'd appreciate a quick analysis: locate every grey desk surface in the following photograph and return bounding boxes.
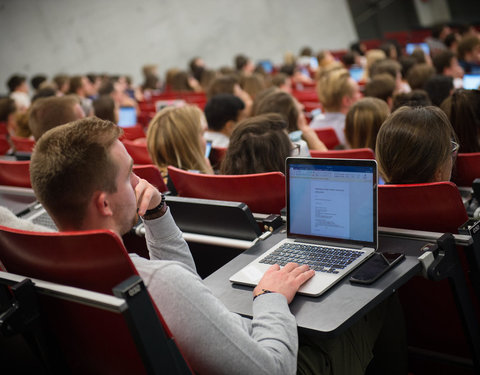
[204,229,427,338]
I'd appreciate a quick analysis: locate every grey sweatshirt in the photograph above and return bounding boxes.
[131,208,298,375]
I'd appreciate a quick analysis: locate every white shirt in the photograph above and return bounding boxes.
[204,131,230,148]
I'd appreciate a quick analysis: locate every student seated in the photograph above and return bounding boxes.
[203,94,245,148]
[253,90,327,154]
[376,106,458,184]
[29,117,407,374]
[440,89,480,153]
[221,113,292,175]
[344,97,390,151]
[146,105,213,189]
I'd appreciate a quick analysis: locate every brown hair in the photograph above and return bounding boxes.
[364,74,396,102]
[375,106,457,184]
[457,35,480,61]
[221,114,291,175]
[406,63,436,90]
[345,97,390,150]
[316,68,353,111]
[440,89,480,153]
[28,95,83,140]
[146,105,211,174]
[30,118,121,228]
[206,75,238,99]
[252,90,299,133]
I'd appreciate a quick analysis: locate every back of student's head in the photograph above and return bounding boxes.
[221,113,290,175]
[406,63,436,90]
[204,94,245,132]
[370,59,401,80]
[29,95,84,140]
[206,75,238,99]
[364,74,396,103]
[146,105,210,174]
[240,73,266,99]
[30,118,121,229]
[440,89,480,153]
[345,97,390,150]
[458,35,480,61]
[252,90,299,133]
[93,95,117,124]
[7,74,26,93]
[424,75,453,107]
[392,90,432,112]
[0,97,17,122]
[316,67,353,112]
[432,50,455,74]
[376,106,457,184]
[31,74,47,91]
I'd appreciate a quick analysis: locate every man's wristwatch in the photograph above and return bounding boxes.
[142,193,167,220]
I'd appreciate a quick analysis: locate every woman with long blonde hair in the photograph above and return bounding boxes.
[147,105,213,179]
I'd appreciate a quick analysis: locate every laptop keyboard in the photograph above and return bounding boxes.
[259,243,364,274]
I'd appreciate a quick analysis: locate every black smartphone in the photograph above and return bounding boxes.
[349,252,405,285]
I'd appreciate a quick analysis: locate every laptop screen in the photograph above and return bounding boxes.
[286,157,377,248]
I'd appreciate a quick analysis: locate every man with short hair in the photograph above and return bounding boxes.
[29,117,318,374]
[7,74,30,111]
[457,35,480,74]
[364,74,396,108]
[28,95,85,140]
[432,50,464,83]
[310,68,362,145]
[204,94,245,147]
[68,75,94,115]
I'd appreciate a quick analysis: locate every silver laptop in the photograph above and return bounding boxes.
[230,157,378,297]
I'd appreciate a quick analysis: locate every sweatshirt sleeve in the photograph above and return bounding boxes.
[141,207,196,272]
[134,258,298,375]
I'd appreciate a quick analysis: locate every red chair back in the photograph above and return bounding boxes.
[314,127,340,149]
[0,226,191,374]
[310,148,375,159]
[133,164,168,192]
[167,166,286,214]
[378,182,467,234]
[0,160,31,187]
[122,139,153,164]
[209,146,227,169]
[0,122,7,135]
[378,182,476,367]
[453,152,480,187]
[137,111,155,127]
[0,134,10,155]
[10,135,35,152]
[119,124,146,141]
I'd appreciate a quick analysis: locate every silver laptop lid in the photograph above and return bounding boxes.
[286,157,378,250]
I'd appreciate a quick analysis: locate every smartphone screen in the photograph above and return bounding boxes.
[349,252,404,284]
[205,140,212,158]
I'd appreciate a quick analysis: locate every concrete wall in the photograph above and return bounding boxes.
[0,0,357,93]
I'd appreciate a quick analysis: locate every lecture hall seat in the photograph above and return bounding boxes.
[122,139,153,164]
[0,226,193,374]
[453,152,480,187]
[10,135,35,152]
[0,160,31,187]
[310,148,375,159]
[313,127,340,149]
[378,182,478,374]
[119,124,146,141]
[0,135,10,155]
[167,166,286,215]
[132,164,168,192]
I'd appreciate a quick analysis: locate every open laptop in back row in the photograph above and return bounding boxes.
[230,157,378,297]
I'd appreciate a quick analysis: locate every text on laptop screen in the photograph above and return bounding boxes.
[288,163,375,244]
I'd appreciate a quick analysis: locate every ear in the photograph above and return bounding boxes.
[224,120,236,136]
[93,191,113,217]
[342,95,352,110]
[387,97,393,109]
